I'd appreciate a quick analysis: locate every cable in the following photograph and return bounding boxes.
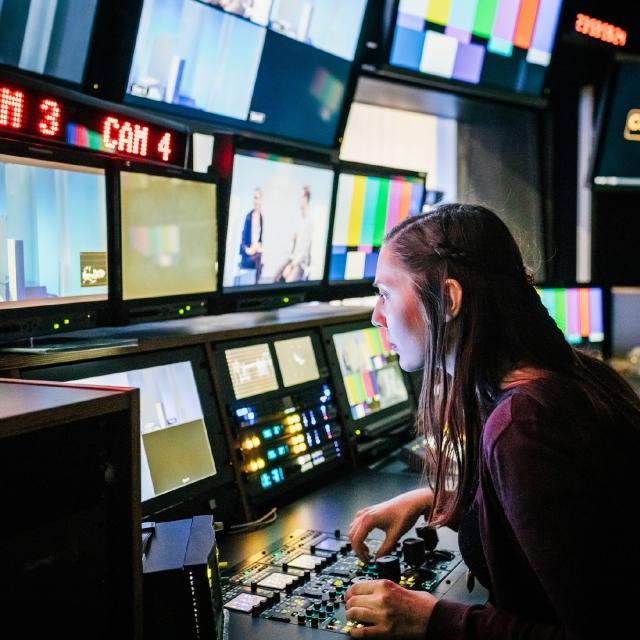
[225,507,278,533]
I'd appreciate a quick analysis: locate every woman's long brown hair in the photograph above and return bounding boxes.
[385,204,640,526]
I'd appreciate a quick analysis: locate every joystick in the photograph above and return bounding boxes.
[415,524,439,551]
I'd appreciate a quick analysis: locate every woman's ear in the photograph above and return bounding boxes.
[444,278,463,321]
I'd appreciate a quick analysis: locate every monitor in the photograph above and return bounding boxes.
[388,0,564,99]
[119,169,218,300]
[274,335,321,387]
[328,165,426,283]
[330,324,410,421]
[22,346,236,519]
[592,58,640,188]
[0,0,99,85]
[536,285,608,357]
[125,0,368,147]
[224,343,280,400]
[0,153,108,311]
[221,150,334,292]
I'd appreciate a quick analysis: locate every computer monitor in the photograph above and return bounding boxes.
[536,285,609,357]
[119,168,218,302]
[328,164,426,284]
[23,346,237,520]
[0,0,99,85]
[0,152,108,340]
[323,321,414,440]
[591,57,640,188]
[221,149,334,293]
[388,0,565,100]
[125,0,368,148]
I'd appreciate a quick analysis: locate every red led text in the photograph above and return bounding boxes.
[575,13,627,47]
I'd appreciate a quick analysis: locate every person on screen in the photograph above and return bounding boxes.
[239,187,264,283]
[345,204,640,639]
[273,185,313,283]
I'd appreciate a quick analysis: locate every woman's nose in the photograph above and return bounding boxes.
[371,301,386,328]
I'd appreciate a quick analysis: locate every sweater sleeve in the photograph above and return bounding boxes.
[426,392,633,640]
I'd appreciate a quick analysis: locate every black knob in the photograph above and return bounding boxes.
[326,603,334,613]
[251,603,262,617]
[328,590,336,599]
[310,544,316,554]
[334,529,341,538]
[314,601,322,610]
[318,610,327,620]
[282,562,289,572]
[311,617,319,628]
[341,543,351,554]
[272,591,281,603]
[304,570,311,581]
[376,555,401,582]
[250,581,258,592]
[297,613,306,624]
[416,525,439,551]
[402,537,426,567]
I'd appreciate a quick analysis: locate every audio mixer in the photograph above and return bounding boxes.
[222,526,466,634]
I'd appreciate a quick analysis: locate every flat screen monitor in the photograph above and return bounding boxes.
[328,166,426,283]
[221,150,334,291]
[536,285,607,356]
[331,325,409,420]
[23,347,234,518]
[0,0,99,85]
[119,170,218,300]
[0,154,108,310]
[388,0,564,99]
[125,0,368,147]
[592,59,640,188]
[274,335,320,387]
[225,342,280,400]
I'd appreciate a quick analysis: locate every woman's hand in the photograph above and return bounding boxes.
[348,488,433,562]
[345,579,437,638]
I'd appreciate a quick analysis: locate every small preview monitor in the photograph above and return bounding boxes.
[274,335,320,387]
[536,286,606,355]
[332,325,409,419]
[125,0,367,147]
[119,170,217,300]
[222,150,334,291]
[0,154,108,310]
[389,0,564,98]
[329,168,425,283]
[0,0,99,85]
[225,343,280,400]
[592,59,640,188]
[22,347,233,517]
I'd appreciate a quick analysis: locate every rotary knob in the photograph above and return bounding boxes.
[402,537,426,567]
[375,555,401,582]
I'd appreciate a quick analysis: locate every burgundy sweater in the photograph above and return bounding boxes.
[427,377,639,640]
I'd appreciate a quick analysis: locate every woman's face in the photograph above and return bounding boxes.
[372,245,426,372]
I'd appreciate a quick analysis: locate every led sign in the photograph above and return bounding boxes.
[575,13,627,47]
[0,82,187,167]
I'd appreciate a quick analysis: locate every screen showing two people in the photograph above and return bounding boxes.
[222,152,333,289]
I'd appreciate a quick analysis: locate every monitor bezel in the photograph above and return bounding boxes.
[325,161,427,291]
[321,318,416,440]
[534,281,611,359]
[217,137,337,311]
[118,0,373,152]
[0,141,114,344]
[112,162,221,324]
[379,0,569,109]
[20,344,236,520]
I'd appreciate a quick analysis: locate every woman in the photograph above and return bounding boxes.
[345,204,640,639]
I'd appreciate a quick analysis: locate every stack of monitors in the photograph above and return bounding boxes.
[222,150,334,292]
[0,153,108,338]
[0,0,99,85]
[119,169,218,303]
[23,347,235,519]
[536,286,606,354]
[125,0,369,147]
[329,324,411,432]
[219,332,344,501]
[389,0,565,98]
[329,167,425,283]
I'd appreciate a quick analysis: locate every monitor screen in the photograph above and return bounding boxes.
[274,335,320,387]
[225,343,280,400]
[332,326,409,419]
[537,286,605,353]
[389,0,564,98]
[125,0,368,147]
[120,171,217,300]
[0,154,108,310]
[0,0,98,85]
[70,361,217,503]
[222,151,334,291]
[592,60,640,188]
[329,170,425,283]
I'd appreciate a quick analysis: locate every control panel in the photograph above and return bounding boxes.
[221,527,465,634]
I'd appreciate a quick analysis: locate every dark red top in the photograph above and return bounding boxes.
[428,376,639,639]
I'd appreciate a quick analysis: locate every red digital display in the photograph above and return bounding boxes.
[575,13,627,47]
[0,81,187,167]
